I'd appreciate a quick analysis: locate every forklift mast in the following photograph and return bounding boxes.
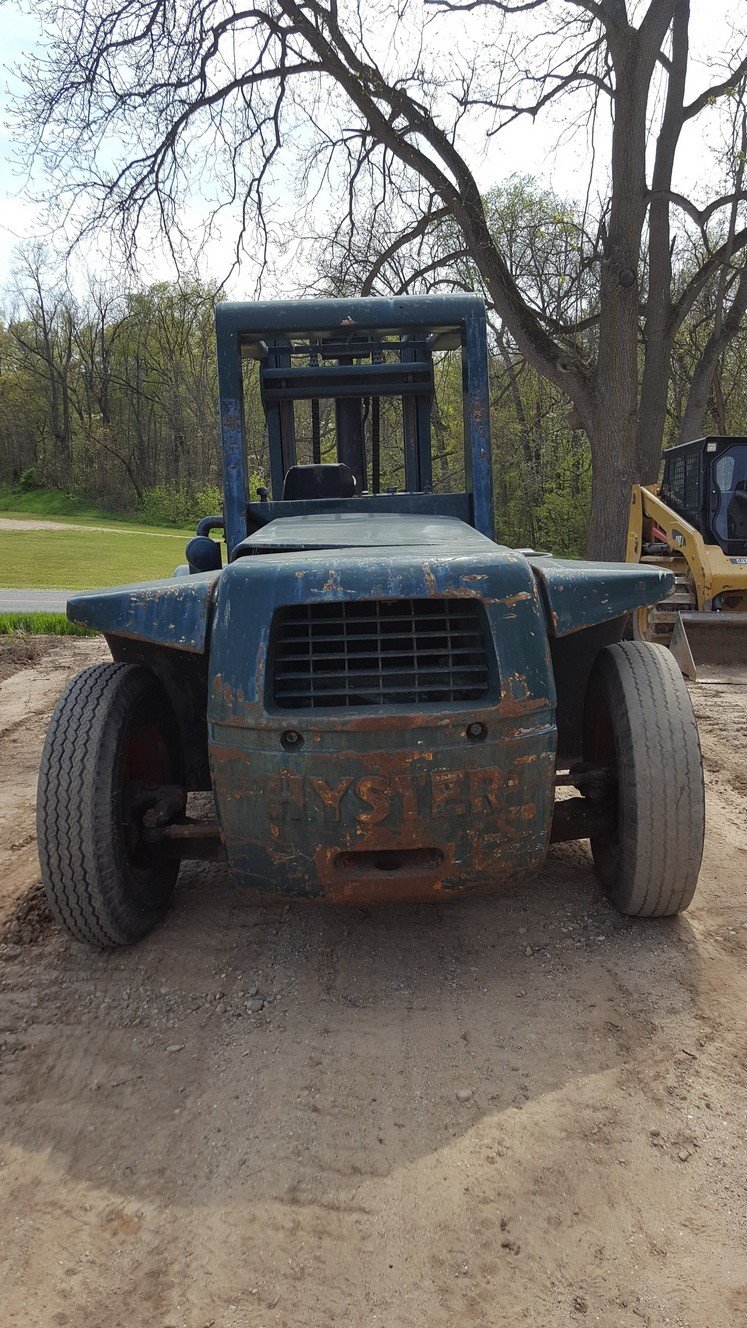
[214,294,494,555]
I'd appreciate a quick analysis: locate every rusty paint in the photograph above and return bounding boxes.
[528,555,674,637]
[421,562,438,596]
[496,590,533,609]
[203,532,561,900]
[323,569,341,593]
[209,712,556,901]
[314,842,456,904]
[68,572,220,653]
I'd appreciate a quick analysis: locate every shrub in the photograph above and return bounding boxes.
[137,485,222,527]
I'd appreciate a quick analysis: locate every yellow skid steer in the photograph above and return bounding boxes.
[627,436,747,679]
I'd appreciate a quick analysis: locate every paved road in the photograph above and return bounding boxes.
[0,589,74,613]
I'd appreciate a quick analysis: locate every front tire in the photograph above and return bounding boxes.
[583,641,704,917]
[37,663,185,947]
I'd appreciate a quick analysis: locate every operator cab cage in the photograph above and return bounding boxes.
[215,295,494,557]
[661,435,747,557]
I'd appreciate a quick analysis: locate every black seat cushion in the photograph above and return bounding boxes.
[282,463,356,501]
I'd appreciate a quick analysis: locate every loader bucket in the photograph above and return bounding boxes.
[670,611,747,680]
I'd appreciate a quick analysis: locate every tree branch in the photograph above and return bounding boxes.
[361,207,449,294]
[684,53,747,120]
[670,228,747,333]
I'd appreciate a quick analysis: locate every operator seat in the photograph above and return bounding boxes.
[282,463,356,502]
[727,482,747,543]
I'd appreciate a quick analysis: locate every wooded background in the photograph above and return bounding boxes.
[3,0,747,554]
[2,182,746,555]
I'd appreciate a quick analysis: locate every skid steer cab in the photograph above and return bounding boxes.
[37,295,705,948]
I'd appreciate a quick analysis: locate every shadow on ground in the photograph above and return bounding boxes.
[0,842,700,1212]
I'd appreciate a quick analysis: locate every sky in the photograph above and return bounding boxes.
[0,7,40,286]
[0,0,741,298]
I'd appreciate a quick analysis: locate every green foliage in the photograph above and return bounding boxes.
[0,613,95,636]
[0,486,128,522]
[0,486,197,532]
[430,343,591,556]
[4,252,744,562]
[136,484,223,527]
[0,277,223,512]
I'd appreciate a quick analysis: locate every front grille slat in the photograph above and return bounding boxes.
[277,629,484,647]
[271,598,492,709]
[275,664,491,683]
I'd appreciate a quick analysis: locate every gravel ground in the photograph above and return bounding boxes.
[0,638,745,1328]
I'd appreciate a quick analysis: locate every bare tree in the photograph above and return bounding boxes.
[14,0,747,553]
[8,245,76,485]
[68,280,151,502]
[677,112,747,441]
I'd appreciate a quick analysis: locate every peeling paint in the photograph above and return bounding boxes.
[68,572,220,653]
[203,527,563,899]
[528,555,674,636]
[67,461,670,903]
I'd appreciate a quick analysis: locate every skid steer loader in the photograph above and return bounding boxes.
[627,436,747,678]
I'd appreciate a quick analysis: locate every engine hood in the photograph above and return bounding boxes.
[234,512,494,556]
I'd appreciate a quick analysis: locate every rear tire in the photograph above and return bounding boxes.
[583,641,704,917]
[37,663,184,947]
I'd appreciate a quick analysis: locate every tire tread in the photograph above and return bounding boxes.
[37,663,179,947]
[586,641,704,917]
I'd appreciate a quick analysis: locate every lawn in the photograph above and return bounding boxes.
[0,518,192,589]
[0,612,94,636]
[0,486,191,536]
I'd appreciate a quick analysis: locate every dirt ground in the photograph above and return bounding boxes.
[0,638,745,1328]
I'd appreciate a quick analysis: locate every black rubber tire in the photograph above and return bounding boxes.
[37,663,184,947]
[583,641,704,917]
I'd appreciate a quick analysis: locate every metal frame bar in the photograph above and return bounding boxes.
[462,308,494,539]
[401,337,433,494]
[263,341,297,500]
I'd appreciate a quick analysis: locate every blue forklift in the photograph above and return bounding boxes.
[37,295,704,946]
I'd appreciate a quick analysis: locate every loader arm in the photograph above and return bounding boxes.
[627,485,747,609]
[627,484,747,678]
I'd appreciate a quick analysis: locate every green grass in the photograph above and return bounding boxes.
[0,612,95,636]
[0,486,191,535]
[0,486,194,589]
[0,522,191,589]
[0,487,125,522]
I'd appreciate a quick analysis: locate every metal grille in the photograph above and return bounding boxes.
[272,598,491,709]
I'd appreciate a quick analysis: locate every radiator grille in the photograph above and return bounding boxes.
[271,598,491,709]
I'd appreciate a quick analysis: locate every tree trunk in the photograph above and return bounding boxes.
[711,370,727,435]
[585,408,638,559]
[637,2,689,481]
[585,32,652,556]
[679,351,718,443]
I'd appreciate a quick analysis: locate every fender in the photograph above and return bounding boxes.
[67,572,220,653]
[529,556,673,636]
